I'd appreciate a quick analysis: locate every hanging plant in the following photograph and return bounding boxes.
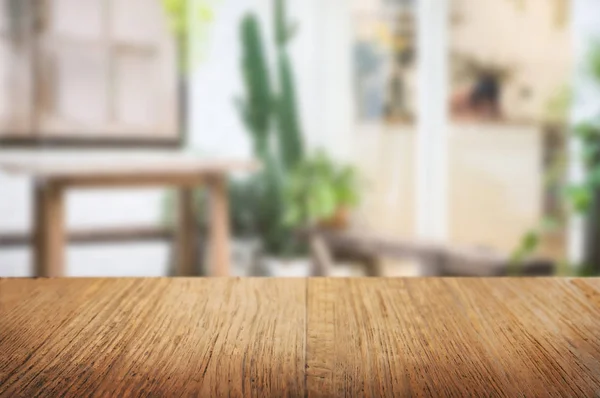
[161,0,221,70]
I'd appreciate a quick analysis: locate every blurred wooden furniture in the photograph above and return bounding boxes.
[308,229,554,276]
[0,225,173,247]
[1,278,599,396]
[0,158,258,277]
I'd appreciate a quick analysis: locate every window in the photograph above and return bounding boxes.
[352,0,417,124]
[0,0,179,146]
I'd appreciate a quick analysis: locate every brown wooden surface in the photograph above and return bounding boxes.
[312,229,554,276]
[1,158,259,277]
[0,278,306,397]
[0,158,259,188]
[207,176,231,277]
[0,226,172,247]
[306,278,600,396]
[174,188,200,276]
[33,181,65,278]
[309,234,334,276]
[1,278,600,397]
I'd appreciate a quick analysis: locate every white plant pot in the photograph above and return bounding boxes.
[262,257,312,277]
[230,237,262,277]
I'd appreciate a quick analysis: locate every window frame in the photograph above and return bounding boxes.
[0,0,184,149]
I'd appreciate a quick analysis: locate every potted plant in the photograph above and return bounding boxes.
[512,41,600,276]
[163,0,305,276]
[283,151,361,231]
[231,0,310,276]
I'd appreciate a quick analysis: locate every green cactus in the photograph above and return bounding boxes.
[273,0,304,171]
[274,51,304,171]
[236,0,304,170]
[233,1,307,257]
[236,14,272,161]
[274,0,298,47]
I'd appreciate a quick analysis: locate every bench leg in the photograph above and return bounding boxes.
[207,176,230,276]
[33,181,65,277]
[175,187,200,276]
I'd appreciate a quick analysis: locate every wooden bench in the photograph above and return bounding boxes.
[308,229,554,277]
[0,157,259,277]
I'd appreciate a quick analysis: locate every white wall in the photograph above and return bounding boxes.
[187,0,252,157]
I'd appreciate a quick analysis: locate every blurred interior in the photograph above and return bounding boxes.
[1,0,598,278]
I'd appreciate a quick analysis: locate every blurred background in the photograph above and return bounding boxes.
[1,0,599,278]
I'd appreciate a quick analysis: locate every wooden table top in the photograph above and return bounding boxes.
[1,278,599,397]
[0,157,259,187]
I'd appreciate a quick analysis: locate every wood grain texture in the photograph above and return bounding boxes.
[0,158,259,189]
[306,278,600,397]
[174,188,200,276]
[1,278,600,397]
[207,176,231,277]
[0,278,306,397]
[33,181,65,278]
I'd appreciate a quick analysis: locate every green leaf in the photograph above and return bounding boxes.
[587,166,600,187]
[510,229,540,265]
[283,206,301,227]
[588,40,600,82]
[565,185,592,214]
[314,183,337,219]
[583,142,600,166]
[522,231,539,252]
[162,0,183,14]
[282,150,361,228]
[540,216,561,232]
[574,122,600,141]
[197,4,214,22]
